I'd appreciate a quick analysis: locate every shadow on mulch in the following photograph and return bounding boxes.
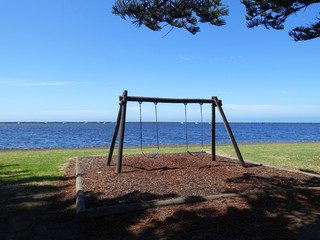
[79,190,320,240]
[1,157,320,240]
[80,153,320,209]
[77,153,320,240]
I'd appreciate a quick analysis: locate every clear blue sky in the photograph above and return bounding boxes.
[1,0,319,122]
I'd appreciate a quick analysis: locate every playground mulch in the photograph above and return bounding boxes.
[4,152,320,240]
[79,152,320,208]
[65,152,320,239]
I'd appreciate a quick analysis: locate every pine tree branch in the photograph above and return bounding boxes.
[112,0,229,34]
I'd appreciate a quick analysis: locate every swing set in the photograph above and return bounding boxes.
[107,90,246,173]
[138,101,203,158]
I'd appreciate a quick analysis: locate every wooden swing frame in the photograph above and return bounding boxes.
[107,90,246,173]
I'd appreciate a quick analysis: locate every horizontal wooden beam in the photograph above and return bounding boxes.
[119,95,221,105]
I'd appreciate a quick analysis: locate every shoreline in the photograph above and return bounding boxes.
[1,122,320,124]
[1,141,319,152]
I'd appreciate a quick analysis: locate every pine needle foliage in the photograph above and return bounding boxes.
[112,0,320,41]
[241,0,320,41]
[112,0,229,34]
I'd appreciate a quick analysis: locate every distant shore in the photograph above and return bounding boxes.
[1,122,320,124]
[1,141,319,152]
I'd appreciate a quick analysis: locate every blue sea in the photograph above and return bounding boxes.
[0,122,320,149]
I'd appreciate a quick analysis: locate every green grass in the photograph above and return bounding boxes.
[216,142,320,174]
[1,143,319,189]
[0,147,191,188]
[0,149,106,188]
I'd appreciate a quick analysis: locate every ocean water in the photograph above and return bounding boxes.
[0,122,320,149]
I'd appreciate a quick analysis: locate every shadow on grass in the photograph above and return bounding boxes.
[0,163,20,169]
[0,161,78,240]
[0,163,64,189]
[1,160,320,240]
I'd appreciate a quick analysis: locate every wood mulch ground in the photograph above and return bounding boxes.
[2,152,320,240]
[79,153,320,208]
[61,152,320,239]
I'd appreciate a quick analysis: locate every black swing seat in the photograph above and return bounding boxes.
[187,148,203,157]
[142,150,159,159]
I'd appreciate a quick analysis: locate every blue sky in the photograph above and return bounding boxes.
[1,0,319,122]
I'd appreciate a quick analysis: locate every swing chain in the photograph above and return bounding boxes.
[139,101,159,158]
[154,102,159,150]
[200,103,204,149]
[184,102,204,156]
[139,102,143,153]
[184,103,189,150]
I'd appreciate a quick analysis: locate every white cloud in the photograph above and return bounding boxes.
[6,104,319,122]
[223,104,320,121]
[230,55,243,59]
[224,104,277,113]
[39,110,111,115]
[277,90,295,96]
[21,81,75,86]
[217,90,228,95]
[0,80,92,87]
[127,105,140,114]
[127,103,161,120]
[5,110,114,122]
[178,55,195,61]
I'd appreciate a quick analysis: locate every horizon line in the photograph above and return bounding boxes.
[1,121,320,124]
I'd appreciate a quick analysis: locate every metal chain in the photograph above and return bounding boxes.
[184,103,189,150]
[200,103,204,149]
[139,102,143,153]
[154,102,159,150]
[185,102,204,156]
[139,101,159,158]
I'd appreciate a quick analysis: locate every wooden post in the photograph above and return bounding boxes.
[211,97,216,161]
[116,90,128,173]
[213,97,246,168]
[107,104,122,166]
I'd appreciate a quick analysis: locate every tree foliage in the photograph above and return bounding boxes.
[112,0,320,41]
[242,0,320,41]
[112,0,229,34]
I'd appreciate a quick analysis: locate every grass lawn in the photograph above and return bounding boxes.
[216,142,320,174]
[1,143,319,189]
[0,149,106,188]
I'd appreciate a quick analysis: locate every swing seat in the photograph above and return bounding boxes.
[142,150,159,159]
[187,149,203,157]
[147,150,159,159]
